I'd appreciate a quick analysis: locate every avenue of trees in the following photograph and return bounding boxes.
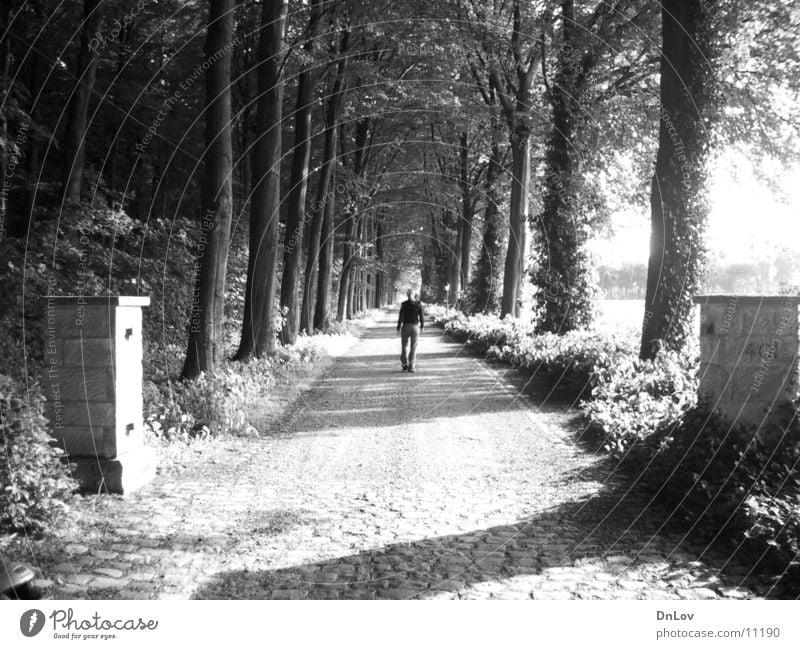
[0,0,798,379]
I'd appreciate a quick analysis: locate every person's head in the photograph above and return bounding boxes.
[406,289,413,301]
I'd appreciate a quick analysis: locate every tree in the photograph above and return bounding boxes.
[0,0,12,227]
[313,169,338,329]
[373,209,387,308]
[280,0,322,344]
[304,24,350,331]
[458,131,481,292]
[182,0,236,378]
[640,0,720,359]
[533,0,656,333]
[235,0,288,360]
[463,0,547,317]
[446,129,484,302]
[426,124,477,305]
[533,0,598,332]
[61,0,103,204]
[336,116,369,323]
[469,126,507,313]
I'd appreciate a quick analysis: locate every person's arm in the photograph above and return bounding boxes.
[419,304,424,329]
[397,304,404,330]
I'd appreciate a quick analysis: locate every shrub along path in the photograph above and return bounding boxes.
[23,312,767,599]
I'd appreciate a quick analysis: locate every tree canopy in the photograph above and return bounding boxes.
[0,0,797,375]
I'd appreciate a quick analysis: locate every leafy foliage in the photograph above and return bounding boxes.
[144,340,322,442]
[620,406,800,573]
[0,375,77,535]
[437,309,635,398]
[436,307,700,453]
[0,200,251,389]
[583,349,698,457]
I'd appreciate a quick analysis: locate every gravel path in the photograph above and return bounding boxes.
[31,312,759,599]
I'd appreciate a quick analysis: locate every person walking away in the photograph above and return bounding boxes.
[397,290,424,372]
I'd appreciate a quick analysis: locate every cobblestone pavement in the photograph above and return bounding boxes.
[28,313,764,599]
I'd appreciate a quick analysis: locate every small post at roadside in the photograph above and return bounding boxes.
[694,294,799,432]
[445,284,450,313]
[42,295,155,494]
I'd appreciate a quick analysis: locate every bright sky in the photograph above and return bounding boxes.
[591,149,800,266]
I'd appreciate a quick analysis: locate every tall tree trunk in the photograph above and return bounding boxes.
[420,212,437,300]
[425,207,449,302]
[485,0,540,318]
[534,0,596,333]
[105,42,127,197]
[374,274,382,308]
[235,110,251,212]
[23,92,41,230]
[354,216,365,314]
[362,215,370,311]
[0,1,12,232]
[470,133,505,313]
[234,0,287,360]
[23,0,45,227]
[62,0,103,204]
[458,132,475,292]
[182,0,236,378]
[337,208,356,321]
[449,215,463,302]
[299,102,336,332]
[301,28,349,332]
[345,262,356,319]
[502,125,530,317]
[280,0,322,344]
[640,0,718,359]
[460,205,475,289]
[337,117,370,322]
[373,211,385,308]
[313,169,336,329]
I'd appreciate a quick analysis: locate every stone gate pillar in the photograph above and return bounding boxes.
[694,295,798,428]
[43,295,155,494]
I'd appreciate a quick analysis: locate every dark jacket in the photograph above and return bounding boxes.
[397,300,424,329]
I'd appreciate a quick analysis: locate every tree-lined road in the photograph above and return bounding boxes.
[39,314,755,600]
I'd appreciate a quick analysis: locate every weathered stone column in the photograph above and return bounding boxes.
[42,296,155,494]
[694,295,798,428]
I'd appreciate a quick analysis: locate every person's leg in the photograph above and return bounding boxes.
[408,325,419,370]
[400,325,409,369]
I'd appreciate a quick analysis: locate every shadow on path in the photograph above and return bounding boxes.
[191,479,752,600]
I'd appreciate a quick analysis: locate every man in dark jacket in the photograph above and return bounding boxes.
[397,289,424,372]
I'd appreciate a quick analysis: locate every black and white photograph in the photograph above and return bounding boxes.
[1,0,799,643]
